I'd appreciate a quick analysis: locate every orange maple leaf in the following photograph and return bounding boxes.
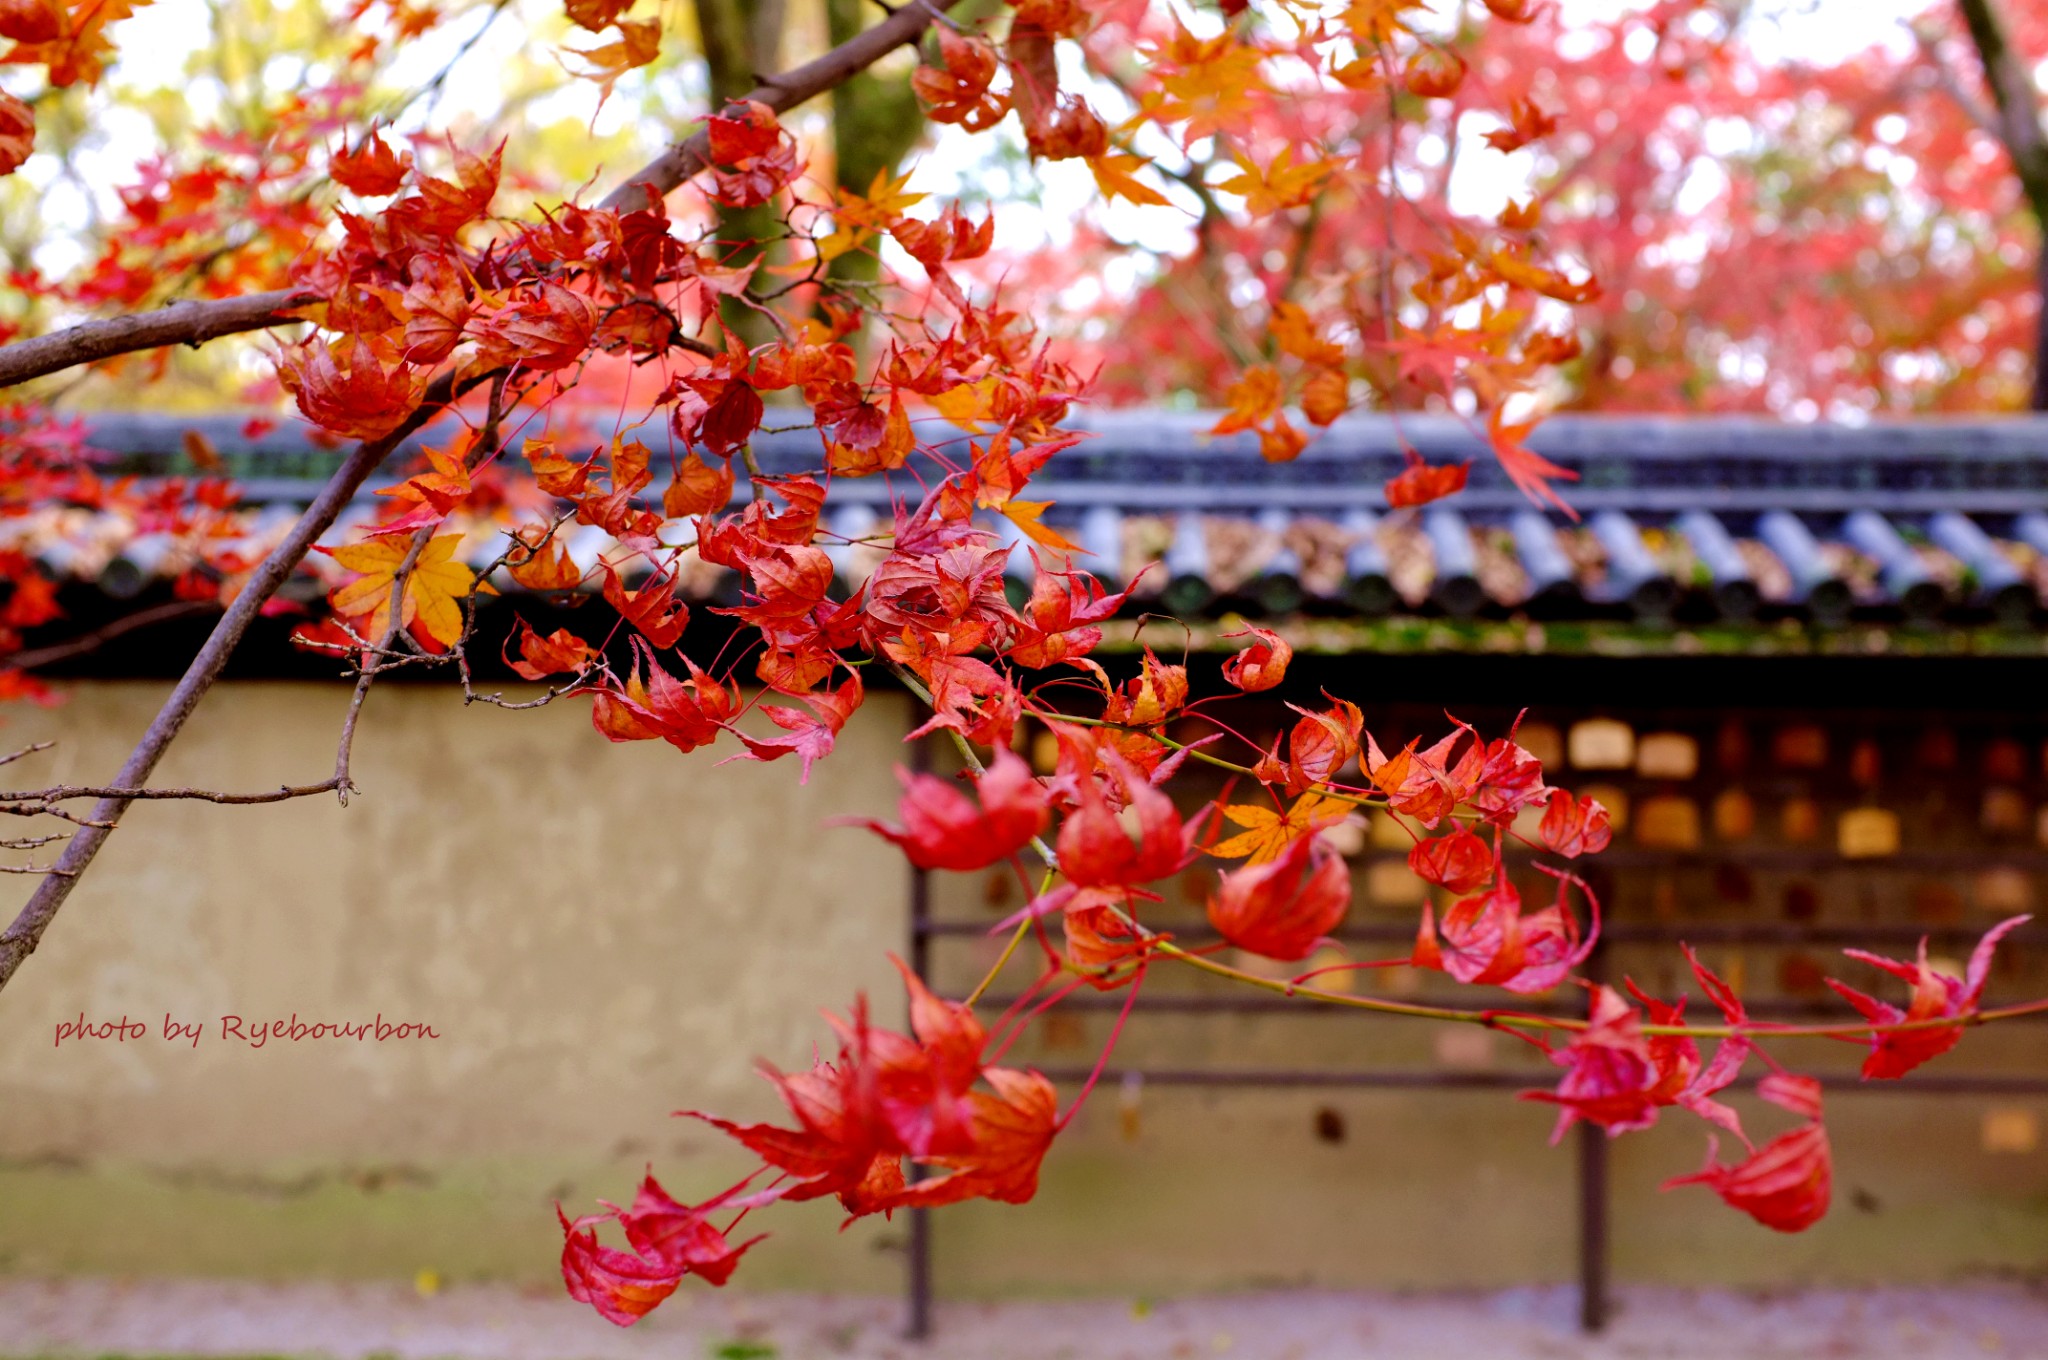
[1210,792,1350,865]
[327,533,473,649]
[1214,147,1332,217]
[1087,152,1172,208]
[1488,410,1578,517]
[1000,499,1083,554]
[1210,364,1283,436]
[565,17,661,102]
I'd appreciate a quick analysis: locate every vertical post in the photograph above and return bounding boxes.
[1576,1118,1609,1332]
[905,730,934,1342]
[1577,924,1611,1333]
[906,1153,932,1341]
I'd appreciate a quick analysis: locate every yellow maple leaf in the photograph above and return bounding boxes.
[1209,792,1350,864]
[328,533,474,648]
[1087,152,1173,208]
[817,167,927,261]
[848,166,926,222]
[1341,0,1424,46]
[1150,24,1265,143]
[933,376,999,431]
[566,17,661,101]
[1214,147,1332,217]
[1001,500,1083,554]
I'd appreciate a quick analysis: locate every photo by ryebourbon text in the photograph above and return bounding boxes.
[53,1013,440,1049]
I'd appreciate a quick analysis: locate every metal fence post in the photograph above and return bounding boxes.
[1576,1118,1610,1332]
[905,729,934,1342]
[1577,925,1611,1333]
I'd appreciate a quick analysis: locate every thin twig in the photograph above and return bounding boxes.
[332,524,435,805]
[8,601,218,672]
[0,779,346,806]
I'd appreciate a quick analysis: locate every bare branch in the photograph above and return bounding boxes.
[8,600,217,672]
[0,289,314,391]
[0,778,345,807]
[1955,0,2048,218]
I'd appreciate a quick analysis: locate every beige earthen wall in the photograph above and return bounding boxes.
[0,681,2044,1292]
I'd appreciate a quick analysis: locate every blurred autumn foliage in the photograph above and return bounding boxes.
[1057,1,2048,418]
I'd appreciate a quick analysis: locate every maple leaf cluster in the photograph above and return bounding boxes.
[1064,0,2048,428]
[61,90,354,314]
[565,958,1059,1323]
[951,0,1607,505]
[556,579,2037,1302]
[243,88,2020,1273]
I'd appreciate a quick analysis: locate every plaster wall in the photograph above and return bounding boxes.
[0,682,2043,1294]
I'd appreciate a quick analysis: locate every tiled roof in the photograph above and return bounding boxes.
[36,411,2048,633]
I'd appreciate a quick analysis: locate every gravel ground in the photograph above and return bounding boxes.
[3,1279,2047,1360]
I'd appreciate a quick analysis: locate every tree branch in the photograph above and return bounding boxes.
[0,0,963,390]
[1955,0,2048,218]
[1955,0,2048,410]
[7,599,217,672]
[595,0,960,211]
[0,778,347,808]
[0,289,315,390]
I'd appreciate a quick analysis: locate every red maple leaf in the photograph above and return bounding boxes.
[330,127,411,197]
[1412,867,1599,994]
[1538,788,1612,857]
[1385,456,1469,509]
[854,745,1050,872]
[1408,826,1493,895]
[1206,829,1351,961]
[1054,751,1198,891]
[1825,915,2031,1080]
[724,669,865,782]
[1219,626,1291,692]
[1487,411,1579,517]
[558,1175,770,1326]
[1664,1074,1831,1233]
[589,638,738,753]
[886,1066,1061,1209]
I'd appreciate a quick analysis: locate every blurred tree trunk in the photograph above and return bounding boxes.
[824,0,926,320]
[692,0,788,345]
[692,0,930,350]
[1956,0,2048,410]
